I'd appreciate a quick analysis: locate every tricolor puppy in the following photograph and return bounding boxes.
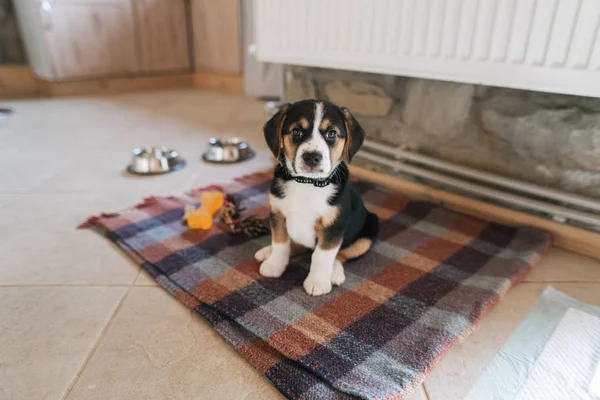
[254,100,379,296]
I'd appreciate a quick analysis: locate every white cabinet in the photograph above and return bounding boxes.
[15,0,192,81]
[191,0,241,75]
[133,0,190,73]
[44,0,139,79]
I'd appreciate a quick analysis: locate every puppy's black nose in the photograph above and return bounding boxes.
[302,151,322,167]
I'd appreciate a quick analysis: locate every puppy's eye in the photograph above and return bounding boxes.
[291,128,302,137]
[325,130,337,140]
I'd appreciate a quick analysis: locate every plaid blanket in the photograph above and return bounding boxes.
[83,171,551,399]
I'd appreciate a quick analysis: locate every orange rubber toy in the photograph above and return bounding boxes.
[184,191,224,230]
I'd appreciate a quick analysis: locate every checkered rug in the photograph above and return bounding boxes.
[83,171,551,399]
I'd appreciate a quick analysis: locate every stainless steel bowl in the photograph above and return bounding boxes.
[127,147,186,175]
[202,137,255,163]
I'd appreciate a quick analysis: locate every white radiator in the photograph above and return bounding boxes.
[255,0,600,97]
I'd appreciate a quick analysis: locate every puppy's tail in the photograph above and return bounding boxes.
[337,212,379,263]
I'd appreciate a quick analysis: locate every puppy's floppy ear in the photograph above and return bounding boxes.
[341,107,365,163]
[263,103,290,159]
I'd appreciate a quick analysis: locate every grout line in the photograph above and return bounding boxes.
[422,383,432,400]
[60,284,134,400]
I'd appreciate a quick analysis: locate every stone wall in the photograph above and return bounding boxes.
[285,66,600,198]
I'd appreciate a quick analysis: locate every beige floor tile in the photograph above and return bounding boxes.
[0,148,79,192]
[32,94,272,196]
[0,286,126,400]
[34,147,273,197]
[406,386,428,400]
[423,282,600,400]
[0,193,139,285]
[0,96,151,151]
[525,246,600,282]
[0,98,146,192]
[0,193,18,209]
[4,90,271,195]
[134,269,159,286]
[65,287,283,400]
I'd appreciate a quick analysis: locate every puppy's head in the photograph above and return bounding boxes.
[264,100,365,179]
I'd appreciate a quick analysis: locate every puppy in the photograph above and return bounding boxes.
[254,100,379,296]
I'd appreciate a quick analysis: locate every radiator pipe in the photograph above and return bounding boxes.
[356,150,600,228]
[362,139,600,214]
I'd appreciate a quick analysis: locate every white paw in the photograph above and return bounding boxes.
[331,260,345,286]
[303,275,333,296]
[259,256,287,278]
[254,245,272,262]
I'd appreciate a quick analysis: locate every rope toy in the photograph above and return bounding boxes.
[218,194,269,238]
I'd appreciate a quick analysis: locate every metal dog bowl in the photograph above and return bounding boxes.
[202,137,255,164]
[127,147,186,175]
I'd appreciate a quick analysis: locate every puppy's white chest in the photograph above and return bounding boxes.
[272,182,335,249]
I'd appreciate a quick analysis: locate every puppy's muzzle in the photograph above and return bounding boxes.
[302,151,322,169]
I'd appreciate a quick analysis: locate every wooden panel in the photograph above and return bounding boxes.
[132,0,191,73]
[0,66,41,97]
[191,0,242,75]
[193,72,243,92]
[45,0,139,79]
[37,73,193,96]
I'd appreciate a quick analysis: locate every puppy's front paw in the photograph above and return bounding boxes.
[254,245,272,262]
[331,260,345,286]
[303,275,333,296]
[259,256,287,278]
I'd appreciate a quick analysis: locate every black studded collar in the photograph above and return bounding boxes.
[276,163,341,188]
[292,175,333,187]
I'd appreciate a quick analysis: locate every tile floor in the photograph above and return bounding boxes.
[1,89,599,400]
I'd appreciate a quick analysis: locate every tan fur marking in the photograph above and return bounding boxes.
[282,133,296,161]
[342,109,353,161]
[336,238,373,263]
[319,119,339,131]
[270,208,288,243]
[330,136,347,165]
[299,118,309,130]
[273,105,289,159]
[317,233,342,251]
[268,194,287,243]
[289,118,309,131]
[314,211,342,251]
[313,205,342,250]
[320,206,340,228]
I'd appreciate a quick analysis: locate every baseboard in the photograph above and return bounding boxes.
[0,65,39,97]
[37,73,195,97]
[1,67,244,97]
[193,71,244,92]
[350,164,600,259]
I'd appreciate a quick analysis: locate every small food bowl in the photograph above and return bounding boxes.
[202,137,255,164]
[127,147,186,175]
